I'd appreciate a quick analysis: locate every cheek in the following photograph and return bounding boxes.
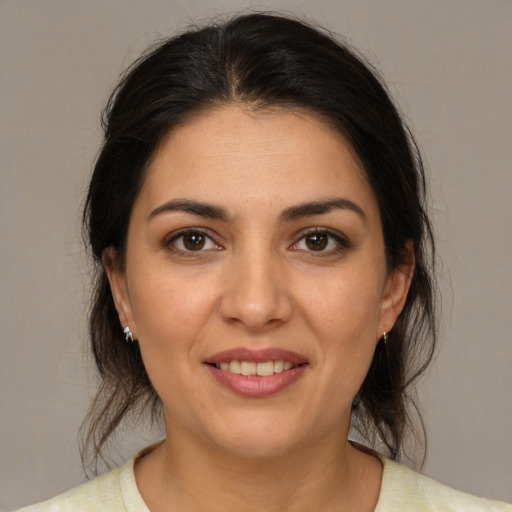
[128,267,220,361]
[298,268,383,341]
[296,267,383,385]
[128,278,219,414]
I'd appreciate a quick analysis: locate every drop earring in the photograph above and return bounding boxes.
[382,331,388,344]
[123,326,134,343]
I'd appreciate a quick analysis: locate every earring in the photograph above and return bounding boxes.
[382,331,388,344]
[123,326,134,343]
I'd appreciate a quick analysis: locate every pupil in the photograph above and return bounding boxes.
[184,233,205,251]
[306,233,327,251]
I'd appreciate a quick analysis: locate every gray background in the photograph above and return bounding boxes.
[1,0,511,509]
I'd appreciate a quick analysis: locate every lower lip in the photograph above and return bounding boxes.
[206,364,308,398]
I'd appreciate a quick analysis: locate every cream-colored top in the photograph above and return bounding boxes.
[17,453,511,511]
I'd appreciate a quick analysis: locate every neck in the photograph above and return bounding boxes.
[135,421,382,512]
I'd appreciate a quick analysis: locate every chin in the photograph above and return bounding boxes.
[203,412,316,460]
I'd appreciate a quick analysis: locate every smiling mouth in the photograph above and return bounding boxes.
[206,350,308,397]
[211,360,302,376]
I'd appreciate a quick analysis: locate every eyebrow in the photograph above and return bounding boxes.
[279,198,366,223]
[147,199,230,222]
[147,197,366,223]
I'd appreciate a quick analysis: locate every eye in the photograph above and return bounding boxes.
[291,229,349,254]
[168,229,221,253]
[303,232,329,251]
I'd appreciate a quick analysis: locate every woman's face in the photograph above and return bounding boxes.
[107,105,411,458]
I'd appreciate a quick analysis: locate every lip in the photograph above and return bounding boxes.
[205,347,308,365]
[204,348,309,398]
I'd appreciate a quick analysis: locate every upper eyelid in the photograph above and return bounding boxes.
[166,227,219,243]
[299,227,342,236]
[295,227,348,242]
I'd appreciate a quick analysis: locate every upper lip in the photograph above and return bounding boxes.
[205,348,308,365]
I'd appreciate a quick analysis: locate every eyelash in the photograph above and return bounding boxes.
[290,228,350,256]
[165,228,350,256]
[165,228,222,255]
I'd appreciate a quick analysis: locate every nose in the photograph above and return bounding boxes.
[219,247,293,332]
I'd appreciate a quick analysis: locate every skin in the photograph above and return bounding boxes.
[105,104,413,511]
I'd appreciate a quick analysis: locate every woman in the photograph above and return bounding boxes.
[19,13,510,512]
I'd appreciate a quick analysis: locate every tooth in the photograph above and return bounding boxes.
[256,361,274,376]
[229,360,241,374]
[283,362,293,370]
[240,361,257,375]
[220,362,229,371]
[274,360,284,373]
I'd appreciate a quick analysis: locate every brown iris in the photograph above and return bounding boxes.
[183,232,206,251]
[305,233,328,251]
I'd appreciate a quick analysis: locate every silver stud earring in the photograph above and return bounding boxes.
[382,331,388,343]
[123,326,134,343]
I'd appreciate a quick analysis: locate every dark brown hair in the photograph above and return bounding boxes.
[81,12,437,471]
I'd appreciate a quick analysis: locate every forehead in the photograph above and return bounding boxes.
[137,104,377,219]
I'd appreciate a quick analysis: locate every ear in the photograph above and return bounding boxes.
[377,241,415,338]
[102,247,136,336]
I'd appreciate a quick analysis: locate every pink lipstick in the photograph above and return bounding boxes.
[204,348,308,398]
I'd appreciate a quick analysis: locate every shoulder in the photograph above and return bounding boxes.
[15,460,135,512]
[376,457,512,512]
[15,442,160,512]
